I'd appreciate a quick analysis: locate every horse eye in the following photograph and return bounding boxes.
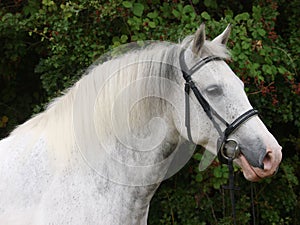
[205,85,223,96]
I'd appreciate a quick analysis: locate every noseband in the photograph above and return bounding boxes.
[179,50,258,164]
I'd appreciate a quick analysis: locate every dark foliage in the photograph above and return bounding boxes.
[0,0,299,224]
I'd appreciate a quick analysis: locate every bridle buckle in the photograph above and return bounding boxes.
[220,139,240,160]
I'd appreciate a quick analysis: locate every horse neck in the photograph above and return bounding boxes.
[70,79,179,224]
[73,52,182,211]
[9,46,182,224]
[90,94,180,183]
[89,47,181,168]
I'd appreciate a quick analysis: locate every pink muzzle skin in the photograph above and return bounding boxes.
[236,145,282,182]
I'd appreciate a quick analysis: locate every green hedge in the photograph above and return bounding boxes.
[0,0,299,224]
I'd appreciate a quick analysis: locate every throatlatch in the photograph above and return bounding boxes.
[179,49,258,224]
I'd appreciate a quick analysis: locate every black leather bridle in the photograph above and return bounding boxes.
[180,49,258,224]
[179,49,258,164]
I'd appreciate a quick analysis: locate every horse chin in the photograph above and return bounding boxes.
[235,154,262,182]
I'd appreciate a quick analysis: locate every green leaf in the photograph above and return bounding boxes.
[120,35,128,43]
[201,11,211,20]
[193,153,202,161]
[213,181,221,189]
[213,167,222,178]
[278,66,287,74]
[241,41,251,50]
[235,12,250,22]
[195,173,203,182]
[148,21,156,28]
[262,65,272,74]
[133,3,144,17]
[183,5,194,14]
[177,3,183,12]
[147,11,158,19]
[172,9,180,18]
[122,1,132,8]
[252,63,260,70]
[258,28,266,36]
[252,6,262,21]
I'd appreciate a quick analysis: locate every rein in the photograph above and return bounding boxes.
[179,49,258,224]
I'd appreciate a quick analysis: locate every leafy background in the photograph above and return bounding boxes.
[0,0,299,224]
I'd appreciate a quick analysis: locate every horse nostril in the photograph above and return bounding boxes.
[262,151,272,171]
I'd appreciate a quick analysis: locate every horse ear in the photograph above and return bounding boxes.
[192,23,206,55]
[212,24,231,45]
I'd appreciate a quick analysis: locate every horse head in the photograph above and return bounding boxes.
[173,24,282,181]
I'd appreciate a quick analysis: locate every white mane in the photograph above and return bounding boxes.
[11,40,229,163]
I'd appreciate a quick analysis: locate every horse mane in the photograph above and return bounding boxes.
[11,38,230,163]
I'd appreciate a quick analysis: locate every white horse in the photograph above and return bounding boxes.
[0,24,282,225]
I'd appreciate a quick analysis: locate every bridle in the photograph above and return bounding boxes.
[179,49,258,163]
[179,49,258,224]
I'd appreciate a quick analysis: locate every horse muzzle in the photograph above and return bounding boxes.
[235,144,282,182]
